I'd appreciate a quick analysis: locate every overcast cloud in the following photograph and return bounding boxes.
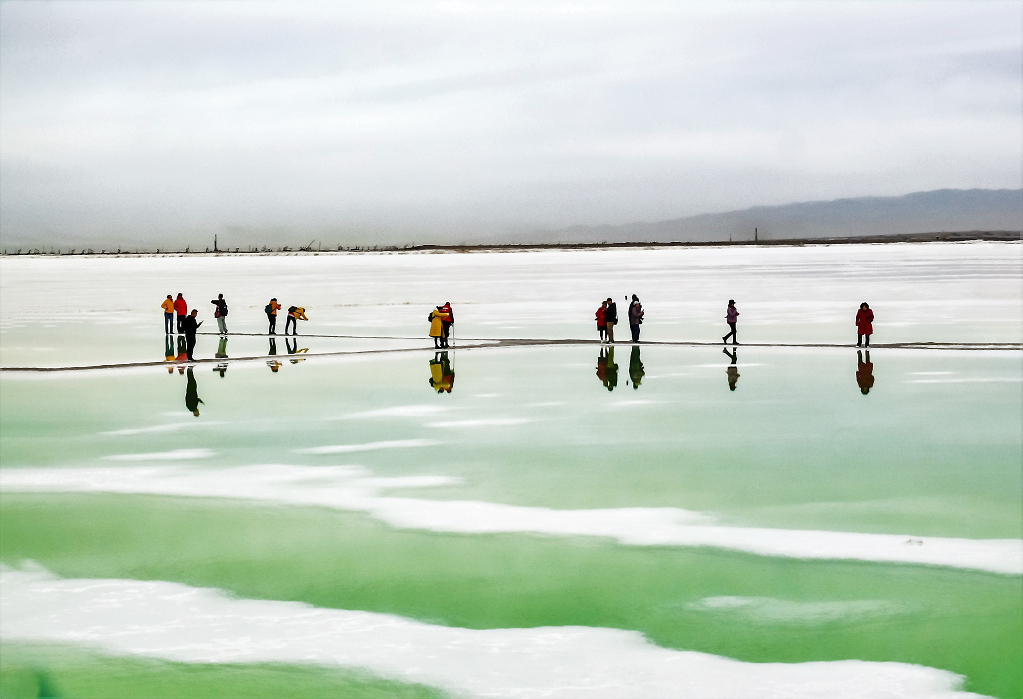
[1,1,1020,249]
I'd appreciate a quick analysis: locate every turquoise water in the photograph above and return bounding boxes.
[1,245,1020,698]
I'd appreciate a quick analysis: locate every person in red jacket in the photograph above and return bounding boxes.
[173,293,188,333]
[855,302,874,347]
[439,302,454,347]
[595,301,607,342]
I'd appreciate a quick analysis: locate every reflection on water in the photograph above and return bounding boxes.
[723,347,739,391]
[164,336,175,373]
[628,346,645,390]
[287,338,309,364]
[429,351,455,393]
[214,337,229,377]
[596,347,619,391]
[175,336,187,373]
[856,350,875,395]
[184,367,203,417]
[267,338,281,373]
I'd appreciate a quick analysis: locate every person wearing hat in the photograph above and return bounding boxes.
[722,300,739,345]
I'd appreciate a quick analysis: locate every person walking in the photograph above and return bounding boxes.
[605,297,618,343]
[595,301,607,342]
[161,295,175,334]
[210,294,228,335]
[285,306,308,335]
[429,306,450,349]
[856,302,874,347]
[628,295,644,343]
[722,300,739,345]
[265,298,281,335]
[181,309,202,361]
[173,293,188,333]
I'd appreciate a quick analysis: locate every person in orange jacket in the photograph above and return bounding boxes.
[265,298,281,335]
[161,295,175,334]
[173,293,188,333]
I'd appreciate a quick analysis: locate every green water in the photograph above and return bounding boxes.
[1,494,1020,698]
[0,643,445,699]
[2,346,1020,537]
[2,339,1021,697]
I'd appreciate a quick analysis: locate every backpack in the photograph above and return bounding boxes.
[264,304,273,314]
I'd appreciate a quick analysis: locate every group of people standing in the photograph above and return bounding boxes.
[596,295,645,343]
[160,292,228,360]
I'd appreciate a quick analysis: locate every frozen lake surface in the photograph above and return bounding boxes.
[1,242,1020,698]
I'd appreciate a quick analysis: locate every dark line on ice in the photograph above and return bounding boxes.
[1,338,1019,373]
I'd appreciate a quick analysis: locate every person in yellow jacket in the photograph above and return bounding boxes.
[161,295,175,334]
[285,306,308,335]
[429,307,450,349]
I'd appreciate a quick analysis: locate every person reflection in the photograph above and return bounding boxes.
[596,347,618,391]
[267,337,281,373]
[856,350,874,395]
[165,335,175,373]
[628,345,645,389]
[286,337,309,363]
[214,337,229,377]
[185,367,204,416]
[723,347,740,391]
[176,335,188,374]
[429,351,455,393]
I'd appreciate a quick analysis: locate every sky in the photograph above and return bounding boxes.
[1,0,1020,249]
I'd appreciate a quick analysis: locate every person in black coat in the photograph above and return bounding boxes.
[181,309,202,361]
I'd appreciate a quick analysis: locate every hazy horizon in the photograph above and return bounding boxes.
[2,1,1020,249]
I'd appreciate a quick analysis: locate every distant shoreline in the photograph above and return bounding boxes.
[1,230,1018,257]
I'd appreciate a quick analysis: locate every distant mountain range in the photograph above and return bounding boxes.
[544,189,1022,244]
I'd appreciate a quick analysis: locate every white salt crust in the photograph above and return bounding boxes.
[0,567,986,699]
[1,465,1019,574]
